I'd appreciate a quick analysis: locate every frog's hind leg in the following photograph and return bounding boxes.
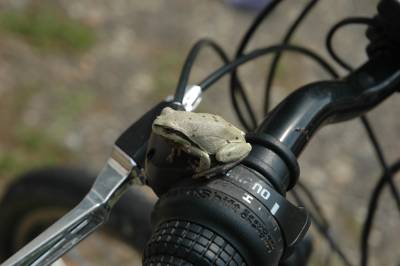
[215,142,252,163]
[192,160,242,179]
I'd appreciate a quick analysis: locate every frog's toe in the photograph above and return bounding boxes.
[216,143,252,163]
[194,155,211,173]
[193,161,240,179]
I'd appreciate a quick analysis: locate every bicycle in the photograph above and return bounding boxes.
[2,0,400,265]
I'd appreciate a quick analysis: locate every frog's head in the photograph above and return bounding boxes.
[153,107,178,131]
[145,124,203,196]
[160,107,175,116]
[152,107,197,147]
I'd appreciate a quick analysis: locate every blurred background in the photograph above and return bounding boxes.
[0,0,398,265]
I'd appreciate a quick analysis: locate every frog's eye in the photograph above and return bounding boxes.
[147,148,156,160]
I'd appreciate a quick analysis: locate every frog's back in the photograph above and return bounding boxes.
[160,109,246,154]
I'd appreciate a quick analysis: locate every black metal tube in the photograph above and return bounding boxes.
[257,54,400,156]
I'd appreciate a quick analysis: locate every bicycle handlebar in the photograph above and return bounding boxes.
[143,52,400,265]
[259,53,400,157]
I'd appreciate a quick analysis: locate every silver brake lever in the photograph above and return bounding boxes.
[2,85,202,266]
[2,146,142,266]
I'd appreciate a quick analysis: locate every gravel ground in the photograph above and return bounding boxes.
[0,0,399,265]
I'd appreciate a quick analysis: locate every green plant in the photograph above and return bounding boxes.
[0,5,96,53]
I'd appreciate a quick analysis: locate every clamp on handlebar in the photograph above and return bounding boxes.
[182,85,203,111]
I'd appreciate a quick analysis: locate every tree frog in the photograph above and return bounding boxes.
[152,107,252,177]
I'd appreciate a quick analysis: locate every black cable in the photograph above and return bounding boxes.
[360,117,389,171]
[264,0,320,114]
[229,0,284,131]
[326,17,374,72]
[361,160,400,266]
[292,189,353,266]
[294,181,352,265]
[199,44,338,90]
[174,38,230,103]
[233,0,283,58]
[360,117,400,266]
[359,117,400,215]
[297,181,330,228]
[325,17,400,266]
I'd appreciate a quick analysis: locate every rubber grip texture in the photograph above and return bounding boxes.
[143,220,246,266]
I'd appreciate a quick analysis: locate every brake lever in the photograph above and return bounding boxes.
[2,146,140,266]
[2,84,203,266]
[2,99,184,266]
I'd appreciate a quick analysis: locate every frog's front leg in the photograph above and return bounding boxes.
[182,145,211,173]
[216,142,252,163]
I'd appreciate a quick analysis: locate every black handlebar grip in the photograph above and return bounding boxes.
[143,165,286,266]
